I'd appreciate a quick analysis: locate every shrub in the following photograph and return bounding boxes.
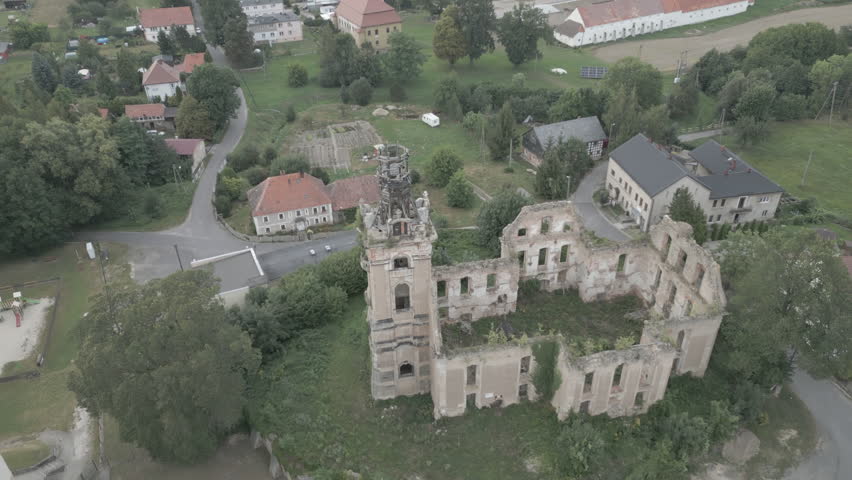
[214,194,232,217]
[592,188,609,205]
[348,77,373,106]
[339,85,350,104]
[462,111,485,133]
[446,171,474,208]
[503,166,514,173]
[554,414,605,477]
[287,64,308,87]
[143,190,165,218]
[427,148,463,187]
[532,340,561,402]
[227,145,260,172]
[389,83,406,101]
[285,104,296,123]
[409,168,421,184]
[518,278,540,298]
[314,247,367,296]
[243,166,269,186]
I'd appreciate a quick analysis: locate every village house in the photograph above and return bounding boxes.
[165,138,206,176]
[178,52,206,74]
[554,0,754,47]
[139,7,196,43]
[247,12,303,44]
[247,172,380,235]
[142,60,183,102]
[334,0,401,50]
[239,0,285,17]
[124,103,177,130]
[522,116,607,167]
[606,134,783,231]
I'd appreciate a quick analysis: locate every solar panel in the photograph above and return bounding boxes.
[580,66,608,79]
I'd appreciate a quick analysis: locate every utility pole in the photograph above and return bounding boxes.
[508,137,513,167]
[566,175,572,200]
[174,244,184,271]
[828,81,838,128]
[801,150,813,186]
[638,44,643,60]
[480,118,485,163]
[718,108,726,144]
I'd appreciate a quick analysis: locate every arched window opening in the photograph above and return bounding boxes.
[399,362,414,377]
[395,283,410,311]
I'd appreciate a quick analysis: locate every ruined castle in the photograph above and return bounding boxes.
[359,145,726,419]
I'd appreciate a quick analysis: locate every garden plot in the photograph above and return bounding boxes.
[0,298,52,371]
[289,121,382,172]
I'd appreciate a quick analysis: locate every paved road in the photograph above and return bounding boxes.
[572,162,630,243]
[782,368,852,480]
[678,129,723,143]
[592,4,852,71]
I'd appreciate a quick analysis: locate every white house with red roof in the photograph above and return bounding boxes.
[143,60,183,101]
[139,6,196,42]
[334,0,401,50]
[554,0,754,47]
[247,172,381,235]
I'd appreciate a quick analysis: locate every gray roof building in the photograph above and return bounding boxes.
[523,116,607,158]
[609,133,691,196]
[248,11,300,25]
[240,0,283,6]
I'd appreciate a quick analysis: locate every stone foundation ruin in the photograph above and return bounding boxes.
[360,145,726,420]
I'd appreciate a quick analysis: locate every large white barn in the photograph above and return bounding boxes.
[554,0,754,47]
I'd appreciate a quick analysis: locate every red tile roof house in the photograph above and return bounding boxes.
[177,52,205,74]
[142,60,183,102]
[125,103,177,129]
[247,172,380,235]
[139,7,196,43]
[334,0,402,50]
[553,0,754,47]
[165,138,206,177]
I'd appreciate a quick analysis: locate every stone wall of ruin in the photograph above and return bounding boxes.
[432,258,519,324]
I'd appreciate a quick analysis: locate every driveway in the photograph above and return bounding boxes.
[572,162,630,243]
[782,368,852,480]
[591,4,852,71]
[678,129,722,144]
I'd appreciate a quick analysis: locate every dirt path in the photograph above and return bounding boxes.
[592,4,852,71]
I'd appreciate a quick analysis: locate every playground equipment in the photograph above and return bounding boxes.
[0,292,39,328]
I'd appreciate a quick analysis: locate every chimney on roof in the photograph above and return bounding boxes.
[288,178,291,184]
[300,171,304,178]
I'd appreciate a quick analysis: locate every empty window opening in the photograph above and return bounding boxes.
[612,363,624,388]
[438,307,448,318]
[693,264,705,289]
[467,365,477,385]
[672,357,679,374]
[560,245,569,263]
[538,248,547,266]
[662,234,672,257]
[634,392,645,407]
[583,372,594,393]
[395,283,410,311]
[461,313,472,322]
[562,223,571,232]
[580,400,590,414]
[721,199,726,207]
[653,268,662,290]
[460,277,470,295]
[737,197,746,208]
[557,270,567,283]
[685,299,693,316]
[677,250,688,273]
[437,280,447,298]
[616,253,627,273]
[520,356,531,374]
[518,251,525,267]
[540,217,551,234]
[668,285,678,307]
[399,362,414,377]
[497,294,506,303]
[393,257,409,269]
[487,273,497,288]
[466,393,476,408]
[676,330,685,350]
[518,228,527,237]
[278,213,284,220]
[519,384,529,400]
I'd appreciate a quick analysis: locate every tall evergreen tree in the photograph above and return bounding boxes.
[116,48,141,94]
[223,15,257,68]
[433,5,467,66]
[31,52,57,93]
[61,62,84,92]
[457,0,496,64]
[95,70,117,98]
[668,187,708,244]
[487,101,515,161]
[157,30,177,56]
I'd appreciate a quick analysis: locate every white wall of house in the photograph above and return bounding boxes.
[555,1,750,47]
[252,202,333,235]
[702,192,782,226]
[249,19,303,43]
[144,82,182,101]
[144,23,195,42]
[241,1,285,17]
[189,140,206,175]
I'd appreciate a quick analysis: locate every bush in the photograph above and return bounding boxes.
[242,166,269,186]
[313,247,367,296]
[532,340,561,402]
[427,148,463,187]
[143,190,166,218]
[503,166,514,173]
[592,188,609,205]
[339,85,350,104]
[389,83,406,101]
[285,104,296,123]
[214,194,232,217]
[518,278,540,298]
[446,171,474,208]
[348,77,373,106]
[273,155,310,174]
[554,414,605,477]
[227,145,260,172]
[409,168,421,184]
[287,64,308,87]
[462,111,485,133]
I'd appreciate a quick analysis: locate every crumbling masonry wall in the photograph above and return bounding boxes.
[432,258,519,324]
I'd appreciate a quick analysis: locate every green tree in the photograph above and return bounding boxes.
[534,138,592,199]
[61,62,84,92]
[31,52,57,93]
[69,270,260,463]
[314,247,368,296]
[426,147,463,187]
[112,117,180,185]
[352,42,384,86]
[748,22,844,66]
[176,96,216,140]
[496,3,552,67]
[555,414,605,477]
[186,64,241,129]
[457,0,496,64]
[172,25,193,52]
[668,187,708,244]
[224,15,258,68]
[734,115,768,146]
[693,48,739,94]
[640,104,677,145]
[808,54,852,113]
[95,70,117,99]
[383,32,427,85]
[626,441,688,480]
[9,21,49,49]
[433,5,467,66]
[433,75,462,119]
[276,155,310,174]
[604,57,662,108]
[76,39,102,70]
[602,86,641,148]
[116,48,141,94]
[734,82,776,121]
[772,93,808,121]
[347,77,373,106]
[158,30,177,56]
[667,76,699,119]
[288,63,308,87]
[477,189,532,254]
[487,101,515,162]
[446,170,474,208]
[547,87,608,122]
[318,28,358,87]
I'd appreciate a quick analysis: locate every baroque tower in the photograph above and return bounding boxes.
[360,145,438,400]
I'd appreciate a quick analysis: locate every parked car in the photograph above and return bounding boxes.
[195,26,202,34]
[309,249,316,256]
[324,245,331,252]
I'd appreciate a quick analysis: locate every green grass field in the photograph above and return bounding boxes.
[0,243,128,441]
[0,53,32,99]
[0,439,51,471]
[712,119,852,220]
[86,181,196,232]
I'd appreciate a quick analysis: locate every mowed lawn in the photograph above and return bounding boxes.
[723,119,852,219]
[30,0,76,25]
[0,243,128,441]
[0,53,32,98]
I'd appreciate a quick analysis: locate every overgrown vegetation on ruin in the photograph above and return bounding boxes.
[431,229,495,266]
[441,290,644,350]
[531,341,561,403]
[245,296,815,479]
